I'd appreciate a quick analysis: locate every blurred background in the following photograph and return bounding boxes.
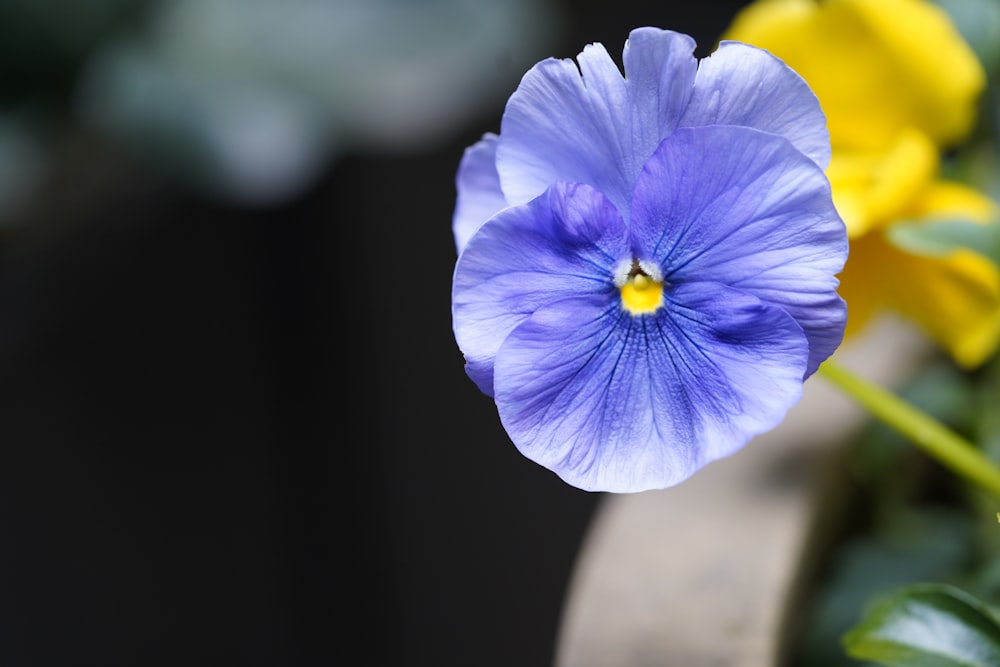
[0,2,749,665]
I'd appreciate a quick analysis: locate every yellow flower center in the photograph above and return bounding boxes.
[619,265,664,315]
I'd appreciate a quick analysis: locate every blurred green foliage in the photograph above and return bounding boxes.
[793,350,1000,666]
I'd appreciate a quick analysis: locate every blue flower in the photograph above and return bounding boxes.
[451,28,848,493]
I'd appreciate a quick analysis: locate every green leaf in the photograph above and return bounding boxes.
[842,583,1000,667]
[886,217,1000,267]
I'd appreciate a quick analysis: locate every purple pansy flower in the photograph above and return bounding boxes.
[451,28,848,493]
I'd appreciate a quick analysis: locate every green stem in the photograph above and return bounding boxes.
[817,359,1000,501]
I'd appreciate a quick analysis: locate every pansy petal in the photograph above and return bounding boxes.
[452,133,508,254]
[496,29,698,216]
[493,282,808,492]
[632,126,847,376]
[679,40,831,168]
[452,182,628,395]
[621,28,701,167]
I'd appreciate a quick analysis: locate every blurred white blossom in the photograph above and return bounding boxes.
[76,0,561,205]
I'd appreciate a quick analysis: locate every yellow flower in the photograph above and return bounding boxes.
[725,0,1000,368]
[725,0,984,150]
[834,148,1000,368]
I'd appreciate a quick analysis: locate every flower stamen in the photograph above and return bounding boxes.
[617,258,664,315]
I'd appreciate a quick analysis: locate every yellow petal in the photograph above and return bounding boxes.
[909,180,998,222]
[838,232,886,341]
[724,0,986,151]
[840,182,1000,368]
[827,129,938,237]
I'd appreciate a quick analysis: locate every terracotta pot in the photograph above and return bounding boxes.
[555,319,930,667]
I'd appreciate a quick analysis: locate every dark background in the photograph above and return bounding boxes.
[0,2,749,665]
